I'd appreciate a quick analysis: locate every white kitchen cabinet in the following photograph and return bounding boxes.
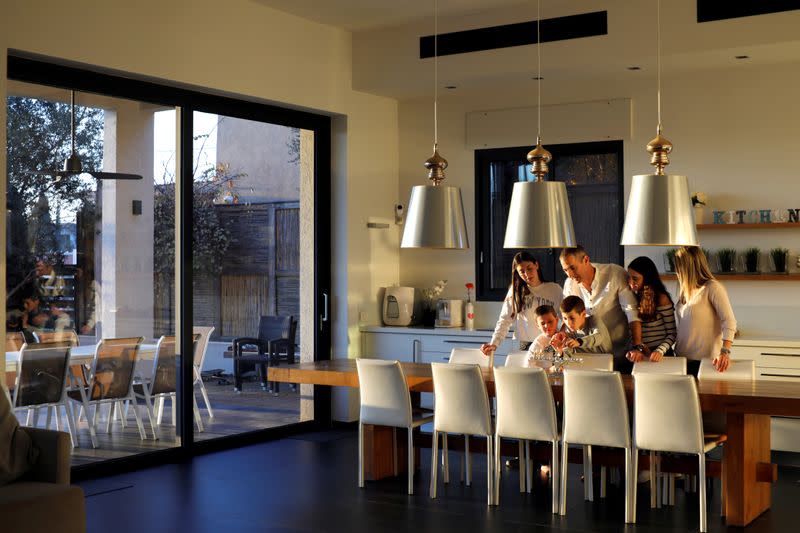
[732,339,800,452]
[362,331,421,363]
[361,326,516,409]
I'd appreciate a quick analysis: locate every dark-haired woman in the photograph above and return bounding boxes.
[625,256,676,363]
[481,252,563,354]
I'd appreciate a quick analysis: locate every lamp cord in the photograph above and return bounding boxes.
[657,0,662,135]
[434,0,438,148]
[537,0,541,143]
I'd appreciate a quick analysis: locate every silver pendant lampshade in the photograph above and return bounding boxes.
[400,0,468,250]
[503,142,575,248]
[620,0,698,247]
[502,1,576,249]
[401,146,469,249]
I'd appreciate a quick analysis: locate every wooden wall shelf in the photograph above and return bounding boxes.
[697,223,800,230]
[661,273,800,281]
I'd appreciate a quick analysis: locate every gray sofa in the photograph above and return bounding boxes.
[0,423,85,533]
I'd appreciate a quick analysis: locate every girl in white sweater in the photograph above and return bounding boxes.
[481,252,563,354]
[673,246,737,376]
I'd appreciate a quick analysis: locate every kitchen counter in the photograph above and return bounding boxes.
[360,324,508,338]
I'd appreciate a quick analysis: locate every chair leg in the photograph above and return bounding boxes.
[518,440,525,493]
[193,394,204,432]
[631,446,639,523]
[442,433,450,484]
[130,398,147,440]
[650,451,657,508]
[551,439,559,514]
[26,408,34,426]
[559,440,569,516]
[198,378,215,419]
[600,466,607,498]
[494,434,501,505]
[407,427,415,495]
[720,451,726,517]
[88,402,99,448]
[172,394,177,426]
[117,400,128,428]
[465,435,471,487]
[53,406,61,431]
[583,445,594,501]
[699,454,707,533]
[668,473,675,505]
[486,435,494,506]
[63,402,78,448]
[45,406,53,429]
[141,390,159,440]
[358,422,364,488]
[104,403,113,434]
[156,397,164,425]
[525,440,532,494]
[625,446,634,524]
[430,431,439,499]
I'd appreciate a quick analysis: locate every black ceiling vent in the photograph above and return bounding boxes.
[419,11,607,59]
[697,0,800,23]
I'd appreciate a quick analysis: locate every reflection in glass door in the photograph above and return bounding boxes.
[154,110,315,440]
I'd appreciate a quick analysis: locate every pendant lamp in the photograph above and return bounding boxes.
[503,0,575,249]
[400,0,468,249]
[620,0,698,247]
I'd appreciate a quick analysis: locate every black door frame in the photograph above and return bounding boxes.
[7,52,332,479]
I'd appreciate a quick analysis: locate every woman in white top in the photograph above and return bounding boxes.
[481,251,563,354]
[673,246,737,375]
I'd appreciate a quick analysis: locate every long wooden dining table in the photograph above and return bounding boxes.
[269,358,800,527]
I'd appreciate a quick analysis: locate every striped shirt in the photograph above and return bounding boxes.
[641,304,677,355]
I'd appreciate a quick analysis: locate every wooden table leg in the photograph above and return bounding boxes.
[363,424,409,481]
[724,413,773,526]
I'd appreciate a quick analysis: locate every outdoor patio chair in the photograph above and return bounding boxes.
[66,337,147,448]
[12,341,79,448]
[193,326,216,419]
[134,335,205,437]
[232,315,297,393]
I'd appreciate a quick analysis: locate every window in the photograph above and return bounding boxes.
[475,140,624,300]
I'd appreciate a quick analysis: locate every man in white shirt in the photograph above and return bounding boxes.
[559,246,643,371]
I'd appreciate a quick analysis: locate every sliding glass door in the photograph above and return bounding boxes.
[5,54,331,473]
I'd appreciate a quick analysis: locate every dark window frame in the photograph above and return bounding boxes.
[7,52,332,479]
[474,140,624,301]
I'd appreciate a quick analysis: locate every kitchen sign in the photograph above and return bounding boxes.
[712,208,800,224]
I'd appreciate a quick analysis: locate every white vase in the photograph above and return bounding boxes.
[464,302,475,331]
[693,205,705,225]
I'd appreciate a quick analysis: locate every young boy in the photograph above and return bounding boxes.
[527,304,560,355]
[552,296,613,354]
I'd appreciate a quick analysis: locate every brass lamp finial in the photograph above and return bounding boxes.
[527,137,552,181]
[646,127,673,175]
[425,144,448,186]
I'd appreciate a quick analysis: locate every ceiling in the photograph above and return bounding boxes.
[252,0,800,100]
[251,0,533,32]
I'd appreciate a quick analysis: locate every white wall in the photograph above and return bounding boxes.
[1,0,400,419]
[397,61,800,339]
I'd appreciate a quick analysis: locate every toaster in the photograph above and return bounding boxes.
[435,299,464,328]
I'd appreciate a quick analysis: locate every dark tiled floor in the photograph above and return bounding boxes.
[79,431,800,533]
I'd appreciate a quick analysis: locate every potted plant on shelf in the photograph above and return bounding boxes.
[692,192,707,225]
[743,247,760,274]
[770,248,789,274]
[716,248,737,274]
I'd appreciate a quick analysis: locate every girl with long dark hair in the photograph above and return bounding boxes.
[481,252,563,354]
[625,256,676,362]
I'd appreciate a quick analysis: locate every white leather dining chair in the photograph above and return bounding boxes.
[560,368,634,523]
[430,362,495,505]
[448,347,490,366]
[356,359,433,495]
[632,356,687,375]
[494,367,559,512]
[503,350,529,368]
[632,373,709,532]
[632,356,687,507]
[442,347,490,486]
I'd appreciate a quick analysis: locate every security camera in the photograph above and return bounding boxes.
[395,203,404,224]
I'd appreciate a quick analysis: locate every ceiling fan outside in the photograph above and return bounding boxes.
[30,90,142,180]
